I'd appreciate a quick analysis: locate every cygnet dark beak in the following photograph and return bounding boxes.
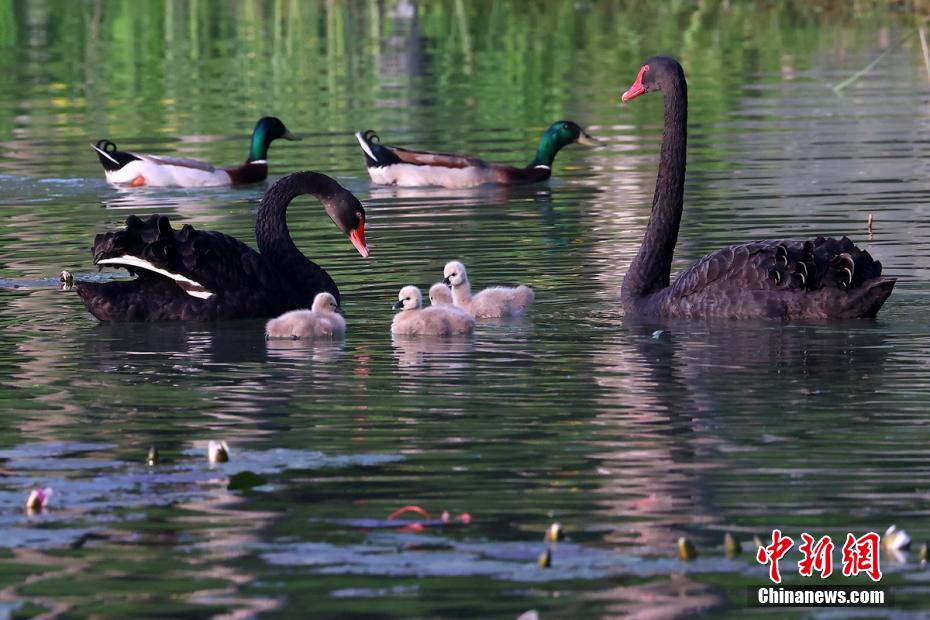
[392,300,404,310]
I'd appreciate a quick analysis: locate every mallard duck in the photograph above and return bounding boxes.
[355,120,598,188]
[91,117,299,188]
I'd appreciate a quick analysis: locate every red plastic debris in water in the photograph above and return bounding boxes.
[387,505,431,521]
[385,505,472,531]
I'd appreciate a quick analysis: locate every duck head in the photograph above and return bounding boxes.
[393,285,423,311]
[531,120,598,167]
[248,116,300,162]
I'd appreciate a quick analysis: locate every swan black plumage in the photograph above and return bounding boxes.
[75,171,369,321]
[620,56,895,319]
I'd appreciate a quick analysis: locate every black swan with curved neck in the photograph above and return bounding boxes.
[620,56,895,319]
[76,171,369,321]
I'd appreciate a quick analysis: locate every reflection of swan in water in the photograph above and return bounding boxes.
[265,337,345,364]
[391,333,474,377]
[590,320,892,559]
[76,322,347,424]
[178,489,282,615]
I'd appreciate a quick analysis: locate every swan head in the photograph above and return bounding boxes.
[312,292,342,315]
[442,261,468,287]
[393,285,423,311]
[325,189,370,259]
[428,282,453,306]
[621,56,682,102]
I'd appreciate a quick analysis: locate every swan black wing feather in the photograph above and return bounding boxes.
[80,214,306,320]
[659,236,893,319]
[671,236,885,298]
[91,214,276,295]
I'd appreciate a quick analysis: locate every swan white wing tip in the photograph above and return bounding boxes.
[97,255,214,299]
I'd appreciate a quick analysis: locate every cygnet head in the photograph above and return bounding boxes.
[392,285,423,311]
[442,261,468,287]
[428,282,453,306]
[312,292,341,314]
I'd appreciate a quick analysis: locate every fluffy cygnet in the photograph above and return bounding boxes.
[265,292,346,339]
[428,282,477,332]
[442,261,534,318]
[392,285,474,335]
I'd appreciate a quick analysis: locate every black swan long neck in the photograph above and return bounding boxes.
[622,65,688,304]
[256,171,343,275]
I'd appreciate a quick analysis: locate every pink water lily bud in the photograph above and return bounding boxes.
[25,487,53,511]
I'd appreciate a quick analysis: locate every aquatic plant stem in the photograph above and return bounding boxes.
[919,26,930,81]
[833,30,914,94]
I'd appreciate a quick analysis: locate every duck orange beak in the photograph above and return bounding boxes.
[349,222,370,258]
[621,65,649,103]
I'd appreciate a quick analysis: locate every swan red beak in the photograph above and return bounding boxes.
[621,65,649,103]
[349,222,370,258]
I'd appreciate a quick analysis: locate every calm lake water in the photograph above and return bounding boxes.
[1,1,930,617]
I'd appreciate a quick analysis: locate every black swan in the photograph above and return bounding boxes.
[76,171,369,321]
[620,56,895,319]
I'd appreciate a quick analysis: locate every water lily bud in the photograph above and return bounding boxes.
[537,548,551,568]
[724,532,741,557]
[678,536,697,561]
[208,440,230,463]
[884,525,911,551]
[545,522,564,542]
[25,487,53,512]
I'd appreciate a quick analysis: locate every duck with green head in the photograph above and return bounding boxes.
[355,120,599,188]
[90,117,300,188]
